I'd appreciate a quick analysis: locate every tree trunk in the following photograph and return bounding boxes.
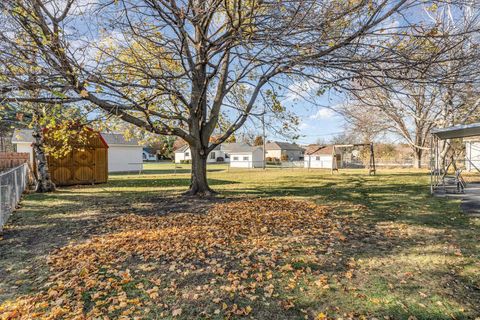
[185,145,215,196]
[32,125,56,193]
[413,149,423,169]
[439,139,451,168]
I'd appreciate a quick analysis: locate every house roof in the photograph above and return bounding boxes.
[11,129,34,143]
[175,144,190,153]
[11,129,139,146]
[432,122,480,140]
[227,144,263,154]
[221,142,251,152]
[265,141,304,151]
[305,144,336,155]
[174,143,234,154]
[101,133,139,146]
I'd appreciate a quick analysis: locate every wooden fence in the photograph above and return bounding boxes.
[0,153,30,172]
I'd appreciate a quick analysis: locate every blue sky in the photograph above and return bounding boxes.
[269,82,348,145]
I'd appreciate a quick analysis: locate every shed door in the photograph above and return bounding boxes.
[73,149,95,183]
[49,152,74,185]
[95,148,107,182]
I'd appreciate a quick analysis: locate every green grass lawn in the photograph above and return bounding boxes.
[0,163,479,319]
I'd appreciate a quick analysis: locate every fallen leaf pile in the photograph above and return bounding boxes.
[0,199,356,319]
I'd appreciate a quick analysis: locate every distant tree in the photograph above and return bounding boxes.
[225,134,237,143]
[253,136,264,146]
[340,4,480,168]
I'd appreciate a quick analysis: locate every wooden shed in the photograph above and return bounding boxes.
[36,128,109,186]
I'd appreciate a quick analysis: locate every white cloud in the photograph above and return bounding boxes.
[299,122,312,130]
[309,108,335,120]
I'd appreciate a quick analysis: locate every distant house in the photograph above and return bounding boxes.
[228,145,264,168]
[304,145,342,169]
[465,138,480,172]
[12,129,143,173]
[142,148,157,161]
[265,141,304,161]
[174,144,227,163]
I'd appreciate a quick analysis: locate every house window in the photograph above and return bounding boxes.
[243,156,249,161]
[185,152,189,157]
[315,156,320,161]
[210,152,216,160]
[233,156,239,161]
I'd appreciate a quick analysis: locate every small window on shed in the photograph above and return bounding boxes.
[243,156,249,161]
[233,156,239,160]
[315,156,320,161]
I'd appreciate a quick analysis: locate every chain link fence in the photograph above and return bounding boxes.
[0,163,30,232]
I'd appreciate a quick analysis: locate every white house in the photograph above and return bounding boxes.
[142,148,157,161]
[228,145,264,168]
[465,138,480,172]
[11,129,143,173]
[304,145,342,169]
[174,144,231,163]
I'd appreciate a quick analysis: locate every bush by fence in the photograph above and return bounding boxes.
[0,163,30,232]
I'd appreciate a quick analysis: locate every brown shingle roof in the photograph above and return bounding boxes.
[305,144,336,155]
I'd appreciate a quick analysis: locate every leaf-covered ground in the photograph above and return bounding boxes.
[0,165,479,319]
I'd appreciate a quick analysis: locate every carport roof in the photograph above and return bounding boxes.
[431,122,480,140]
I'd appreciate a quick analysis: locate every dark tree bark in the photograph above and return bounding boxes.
[186,145,214,196]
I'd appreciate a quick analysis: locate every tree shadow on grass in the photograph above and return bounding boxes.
[77,177,239,189]
[2,170,479,318]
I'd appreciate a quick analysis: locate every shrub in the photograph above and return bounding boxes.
[216,157,224,162]
[266,161,281,165]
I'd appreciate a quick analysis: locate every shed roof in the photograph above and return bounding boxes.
[432,123,480,140]
[305,144,337,155]
[11,129,34,143]
[12,129,139,146]
[101,133,139,146]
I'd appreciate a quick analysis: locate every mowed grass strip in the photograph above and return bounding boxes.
[0,164,479,319]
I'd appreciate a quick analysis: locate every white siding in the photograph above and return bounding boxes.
[174,150,190,163]
[304,155,334,169]
[175,147,226,163]
[229,149,264,168]
[15,143,34,164]
[108,145,143,172]
[466,141,480,172]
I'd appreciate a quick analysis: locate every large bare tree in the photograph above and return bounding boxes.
[0,0,474,195]
[339,4,480,168]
